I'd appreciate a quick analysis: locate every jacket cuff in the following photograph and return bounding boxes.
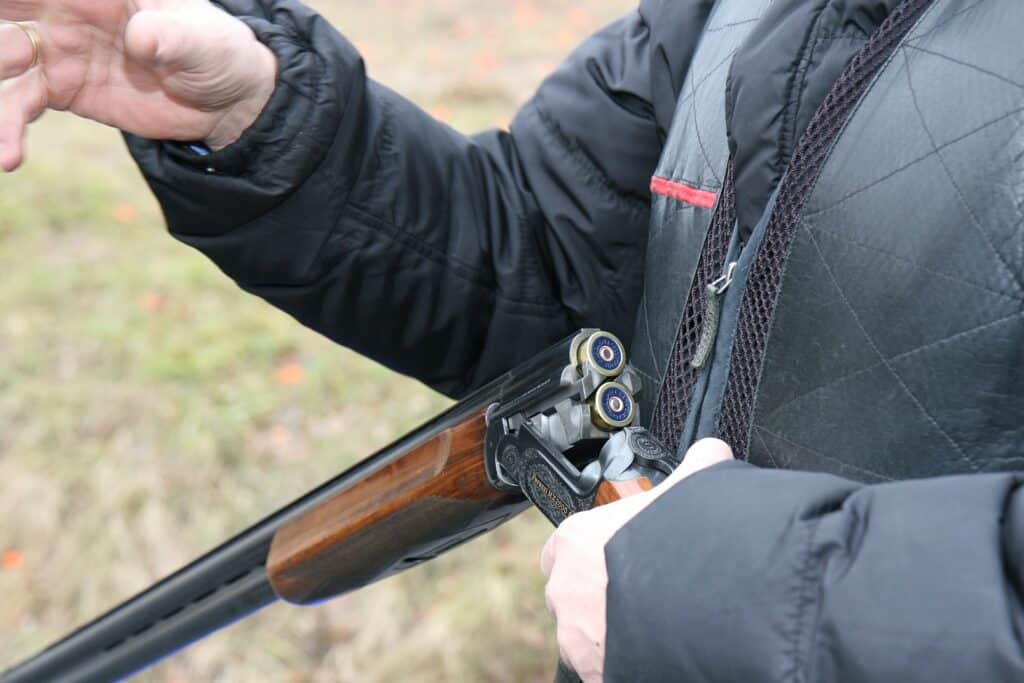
[603,462,861,682]
[604,462,1024,682]
[123,2,361,232]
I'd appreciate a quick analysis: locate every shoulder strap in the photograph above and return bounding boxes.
[652,0,937,457]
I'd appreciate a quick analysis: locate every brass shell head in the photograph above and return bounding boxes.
[578,330,627,378]
[591,381,636,430]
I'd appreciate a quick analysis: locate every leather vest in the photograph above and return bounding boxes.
[632,0,1024,482]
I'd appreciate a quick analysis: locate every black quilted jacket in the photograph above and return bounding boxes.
[126,0,1024,680]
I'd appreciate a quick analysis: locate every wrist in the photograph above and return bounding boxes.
[204,42,278,151]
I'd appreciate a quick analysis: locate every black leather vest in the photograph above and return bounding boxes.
[632,0,1024,482]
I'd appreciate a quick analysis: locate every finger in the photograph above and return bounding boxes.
[0,23,37,78]
[125,8,243,73]
[557,646,574,676]
[0,5,42,22]
[557,624,601,683]
[540,532,557,578]
[678,438,734,477]
[555,626,577,674]
[0,69,47,171]
[124,10,175,67]
[544,580,557,618]
[654,438,735,491]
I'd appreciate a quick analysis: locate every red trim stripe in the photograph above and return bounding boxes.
[650,176,718,210]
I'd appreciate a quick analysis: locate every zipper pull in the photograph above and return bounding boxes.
[691,261,737,369]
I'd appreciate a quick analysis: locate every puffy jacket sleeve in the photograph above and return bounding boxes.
[124,0,708,396]
[604,461,1024,681]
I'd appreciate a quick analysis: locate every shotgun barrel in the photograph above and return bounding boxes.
[1,342,546,682]
[3,330,670,682]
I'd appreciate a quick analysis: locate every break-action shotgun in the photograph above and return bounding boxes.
[3,329,678,682]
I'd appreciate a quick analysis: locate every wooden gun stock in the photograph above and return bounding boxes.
[268,410,526,605]
[268,408,656,605]
[267,410,656,606]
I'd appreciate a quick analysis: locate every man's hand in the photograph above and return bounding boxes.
[0,0,278,171]
[540,438,735,682]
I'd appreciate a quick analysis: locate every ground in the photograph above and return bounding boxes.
[0,1,632,681]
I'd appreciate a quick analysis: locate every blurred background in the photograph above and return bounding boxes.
[0,1,633,681]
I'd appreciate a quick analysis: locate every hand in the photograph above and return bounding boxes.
[540,438,735,682]
[0,0,278,171]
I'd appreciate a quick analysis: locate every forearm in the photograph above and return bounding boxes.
[129,74,574,394]
[125,1,558,394]
[127,2,668,395]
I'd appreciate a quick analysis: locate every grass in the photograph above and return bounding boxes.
[0,1,633,681]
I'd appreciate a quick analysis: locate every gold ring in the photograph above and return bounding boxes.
[11,22,42,69]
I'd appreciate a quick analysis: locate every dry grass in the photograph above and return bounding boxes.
[0,1,633,681]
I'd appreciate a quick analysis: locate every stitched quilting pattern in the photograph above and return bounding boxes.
[632,0,771,428]
[716,0,936,457]
[746,0,1024,479]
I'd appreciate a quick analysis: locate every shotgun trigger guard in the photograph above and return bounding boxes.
[493,424,602,525]
[485,402,521,492]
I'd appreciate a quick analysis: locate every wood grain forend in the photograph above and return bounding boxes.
[268,411,526,605]
[594,478,653,507]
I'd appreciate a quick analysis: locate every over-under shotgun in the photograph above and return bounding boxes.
[3,330,677,682]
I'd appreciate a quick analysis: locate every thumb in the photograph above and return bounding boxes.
[683,437,735,468]
[124,10,217,72]
[663,438,734,487]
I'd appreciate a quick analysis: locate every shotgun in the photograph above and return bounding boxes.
[3,329,677,682]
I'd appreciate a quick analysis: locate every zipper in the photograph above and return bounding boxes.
[690,260,738,370]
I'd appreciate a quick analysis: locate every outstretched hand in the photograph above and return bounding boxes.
[541,438,735,682]
[0,0,277,171]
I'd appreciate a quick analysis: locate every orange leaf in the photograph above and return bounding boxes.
[275,362,305,386]
[473,51,500,72]
[113,203,138,225]
[2,550,24,571]
[139,291,166,313]
[269,425,290,447]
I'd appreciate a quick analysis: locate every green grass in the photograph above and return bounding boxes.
[0,1,633,681]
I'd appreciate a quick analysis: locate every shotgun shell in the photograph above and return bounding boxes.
[591,382,636,430]
[579,330,627,377]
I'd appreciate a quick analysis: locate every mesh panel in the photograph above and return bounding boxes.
[650,162,736,452]
[716,0,935,457]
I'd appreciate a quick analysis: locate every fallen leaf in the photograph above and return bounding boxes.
[472,51,500,73]
[2,550,24,571]
[269,425,290,447]
[113,203,138,225]
[275,362,305,386]
[139,291,166,313]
